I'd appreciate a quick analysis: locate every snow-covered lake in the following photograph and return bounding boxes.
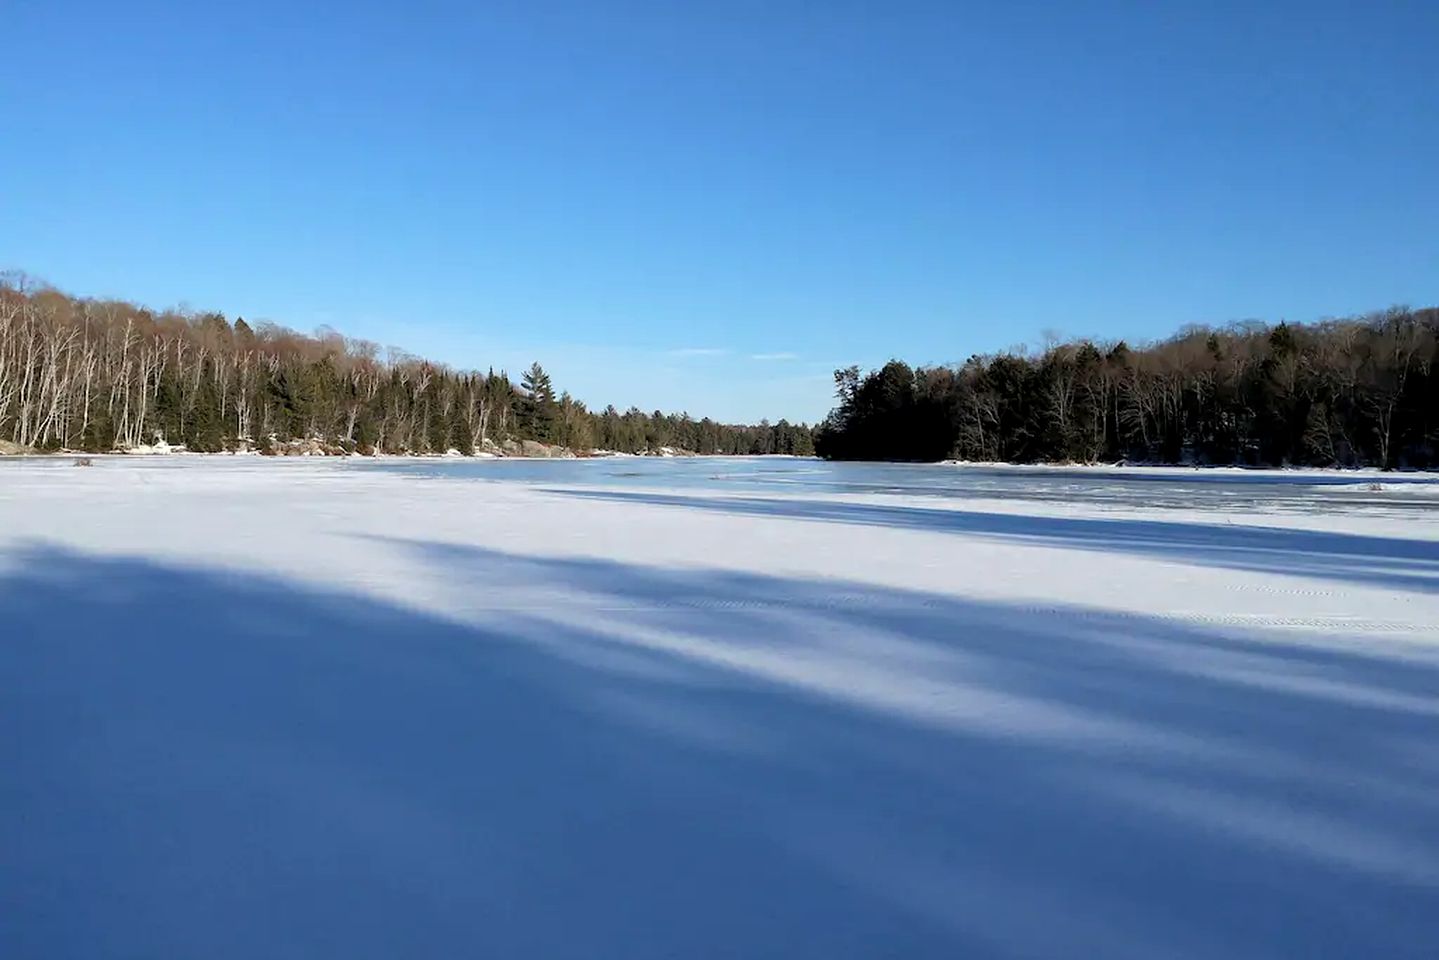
[375,454,1439,513]
[3,456,1438,958]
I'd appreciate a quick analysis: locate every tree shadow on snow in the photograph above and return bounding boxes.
[3,541,1439,959]
[545,488,1439,594]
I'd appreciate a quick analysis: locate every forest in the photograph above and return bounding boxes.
[816,307,1439,469]
[8,272,1433,468]
[0,274,814,457]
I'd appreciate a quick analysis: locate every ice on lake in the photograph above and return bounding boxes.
[3,456,1438,958]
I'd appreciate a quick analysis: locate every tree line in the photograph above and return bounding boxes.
[816,307,1438,468]
[0,274,814,456]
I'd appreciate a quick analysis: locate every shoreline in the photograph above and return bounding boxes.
[3,449,1436,479]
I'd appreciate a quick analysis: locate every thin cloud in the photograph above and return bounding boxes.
[668,347,730,358]
[750,352,799,362]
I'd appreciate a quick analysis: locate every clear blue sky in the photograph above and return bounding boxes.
[2,1,1435,423]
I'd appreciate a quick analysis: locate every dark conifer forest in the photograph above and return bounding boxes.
[0,275,814,456]
[815,308,1439,468]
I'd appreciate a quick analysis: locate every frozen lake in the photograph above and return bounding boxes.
[367,455,1439,515]
[3,456,1438,958]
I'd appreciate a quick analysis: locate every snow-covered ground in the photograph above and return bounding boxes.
[3,456,1437,958]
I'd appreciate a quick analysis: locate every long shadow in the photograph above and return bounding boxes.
[5,542,1439,959]
[545,488,1439,594]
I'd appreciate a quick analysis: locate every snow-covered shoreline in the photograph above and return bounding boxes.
[7,446,1439,479]
[941,457,1439,480]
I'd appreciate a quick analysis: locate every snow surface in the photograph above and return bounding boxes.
[2,456,1438,958]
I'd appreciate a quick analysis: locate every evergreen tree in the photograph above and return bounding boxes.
[188,378,226,452]
[520,362,557,442]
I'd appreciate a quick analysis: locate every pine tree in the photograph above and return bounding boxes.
[520,362,557,442]
[188,378,226,452]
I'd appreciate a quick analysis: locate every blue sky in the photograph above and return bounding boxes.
[2,1,1436,423]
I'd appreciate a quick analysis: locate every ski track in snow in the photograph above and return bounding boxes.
[2,456,1438,959]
